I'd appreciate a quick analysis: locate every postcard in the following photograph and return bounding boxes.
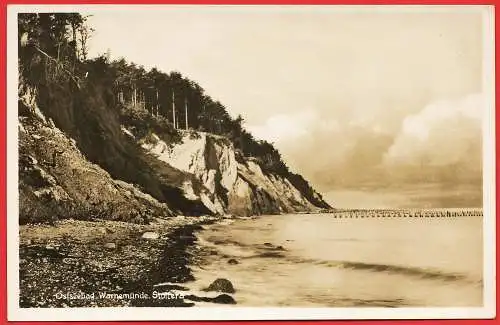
[6,4,496,321]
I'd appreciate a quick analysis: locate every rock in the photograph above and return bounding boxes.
[205,278,235,294]
[103,242,116,249]
[227,258,239,265]
[276,245,285,251]
[184,294,204,302]
[259,251,285,258]
[29,166,57,187]
[185,293,237,305]
[263,242,273,247]
[212,294,236,304]
[132,216,145,224]
[19,155,37,169]
[48,118,56,128]
[141,231,159,240]
[62,258,76,264]
[18,122,27,133]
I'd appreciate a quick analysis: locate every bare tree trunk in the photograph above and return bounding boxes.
[156,89,159,117]
[133,87,137,108]
[172,90,177,128]
[184,98,189,130]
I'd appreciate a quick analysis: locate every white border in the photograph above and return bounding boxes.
[6,4,496,321]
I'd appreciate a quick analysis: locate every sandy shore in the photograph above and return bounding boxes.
[19,215,219,308]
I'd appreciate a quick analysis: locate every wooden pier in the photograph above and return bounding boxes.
[329,208,483,219]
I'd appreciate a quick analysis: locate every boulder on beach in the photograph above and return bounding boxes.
[227,258,239,265]
[141,231,159,240]
[205,278,235,294]
[103,242,116,249]
[263,243,285,251]
[213,294,236,304]
[184,293,237,305]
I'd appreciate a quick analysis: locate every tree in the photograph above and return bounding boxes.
[68,14,83,57]
[78,16,94,61]
[17,12,329,209]
[18,13,86,85]
[170,71,184,128]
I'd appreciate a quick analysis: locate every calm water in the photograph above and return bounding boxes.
[189,212,483,307]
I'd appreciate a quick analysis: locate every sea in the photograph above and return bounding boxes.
[188,211,483,307]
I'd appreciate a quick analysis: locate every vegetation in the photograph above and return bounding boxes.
[18,12,330,211]
[119,106,183,146]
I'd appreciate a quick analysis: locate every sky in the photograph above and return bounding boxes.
[86,6,487,208]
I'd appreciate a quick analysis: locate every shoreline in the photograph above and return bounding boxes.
[19,210,482,308]
[18,208,479,308]
[19,215,220,308]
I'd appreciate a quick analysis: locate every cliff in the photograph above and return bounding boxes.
[18,76,330,223]
[127,128,327,216]
[18,85,175,224]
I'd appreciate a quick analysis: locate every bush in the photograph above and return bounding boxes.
[286,172,331,209]
[120,107,182,146]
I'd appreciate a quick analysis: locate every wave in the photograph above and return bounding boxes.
[330,297,408,308]
[336,261,473,282]
[245,252,478,284]
[196,233,480,285]
[282,256,478,284]
[256,251,287,258]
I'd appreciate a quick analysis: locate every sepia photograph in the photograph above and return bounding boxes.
[7,4,496,321]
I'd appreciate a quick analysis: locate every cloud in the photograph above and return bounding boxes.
[384,93,483,169]
[246,93,483,197]
[247,109,339,144]
[85,8,485,207]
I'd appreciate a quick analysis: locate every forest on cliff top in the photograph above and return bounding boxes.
[18,12,331,211]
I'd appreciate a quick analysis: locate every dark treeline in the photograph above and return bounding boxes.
[104,60,290,175]
[18,12,330,209]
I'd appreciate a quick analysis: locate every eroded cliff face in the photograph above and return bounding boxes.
[18,85,174,224]
[132,130,324,217]
[19,81,328,221]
